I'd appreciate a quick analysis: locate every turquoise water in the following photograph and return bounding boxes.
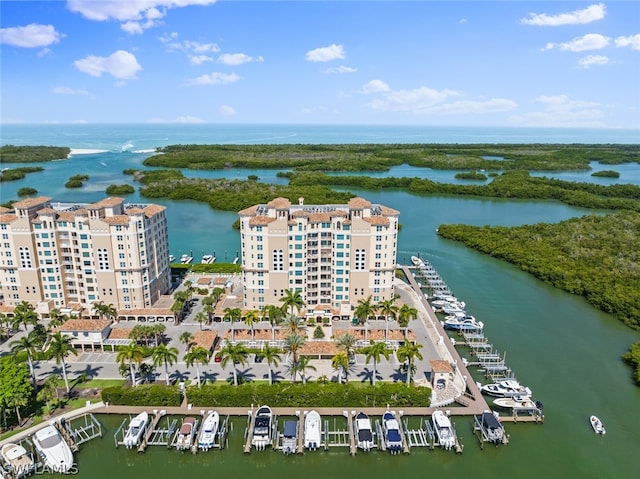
[2,125,640,477]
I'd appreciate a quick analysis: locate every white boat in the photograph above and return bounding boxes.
[122,411,148,448]
[441,303,467,315]
[281,420,298,455]
[477,411,505,445]
[175,417,197,451]
[201,254,215,264]
[32,425,74,473]
[169,254,175,263]
[481,379,532,398]
[410,255,423,266]
[443,314,483,331]
[493,395,540,412]
[180,254,193,264]
[590,415,606,435]
[304,410,322,451]
[251,406,273,450]
[1,443,35,477]
[382,411,403,454]
[354,412,374,451]
[198,411,219,450]
[431,410,456,450]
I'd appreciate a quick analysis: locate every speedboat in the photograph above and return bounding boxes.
[198,411,219,450]
[252,406,273,450]
[443,314,483,331]
[281,420,298,455]
[1,443,35,476]
[180,254,193,264]
[382,411,403,454]
[431,410,456,450]
[201,254,215,264]
[175,417,197,451]
[354,412,374,452]
[410,255,423,266]
[441,303,467,315]
[123,411,148,448]
[481,379,532,398]
[590,415,606,435]
[304,410,322,451]
[478,411,505,445]
[493,395,540,412]
[32,425,74,473]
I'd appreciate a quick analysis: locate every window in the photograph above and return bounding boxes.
[273,249,284,271]
[355,248,366,270]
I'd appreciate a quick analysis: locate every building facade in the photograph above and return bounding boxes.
[0,196,171,312]
[239,197,399,315]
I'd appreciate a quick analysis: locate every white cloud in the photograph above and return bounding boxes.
[185,72,241,86]
[543,33,610,52]
[190,55,213,65]
[217,53,264,66]
[522,3,606,26]
[615,34,640,51]
[219,105,236,116]
[0,23,64,48]
[67,0,217,33]
[367,86,459,111]
[74,50,142,80]
[578,55,609,68]
[459,18,468,25]
[324,65,356,74]
[360,80,390,94]
[508,94,604,127]
[53,86,89,95]
[175,115,205,123]
[305,44,345,62]
[160,32,221,64]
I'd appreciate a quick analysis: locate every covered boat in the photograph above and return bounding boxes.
[354,412,374,451]
[382,411,403,454]
[252,406,273,450]
[281,420,298,455]
[175,417,197,451]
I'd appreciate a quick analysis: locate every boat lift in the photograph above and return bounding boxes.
[136,411,177,452]
[113,414,150,449]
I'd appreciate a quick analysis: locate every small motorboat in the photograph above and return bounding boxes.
[382,411,403,454]
[251,406,273,451]
[431,410,456,450]
[1,442,35,476]
[123,411,149,448]
[281,420,298,455]
[201,254,215,264]
[32,425,74,473]
[198,411,219,451]
[354,412,374,452]
[169,254,175,263]
[180,254,193,264]
[493,395,539,412]
[480,379,532,398]
[175,417,197,451]
[590,415,606,435]
[304,410,322,451]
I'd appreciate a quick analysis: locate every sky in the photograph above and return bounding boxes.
[1,1,639,128]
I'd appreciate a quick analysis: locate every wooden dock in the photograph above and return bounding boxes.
[346,411,356,456]
[243,409,255,454]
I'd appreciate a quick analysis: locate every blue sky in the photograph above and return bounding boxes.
[1,1,639,128]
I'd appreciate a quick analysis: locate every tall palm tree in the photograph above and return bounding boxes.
[103,303,117,321]
[377,295,399,341]
[194,311,207,330]
[398,304,418,337]
[47,332,78,394]
[354,296,376,326]
[283,333,306,382]
[10,330,43,389]
[219,341,249,386]
[279,289,304,317]
[244,310,259,341]
[211,287,225,304]
[294,355,316,384]
[335,332,357,356]
[116,341,145,386]
[13,301,38,332]
[184,346,210,387]
[152,343,179,385]
[282,314,306,336]
[362,340,391,385]
[396,341,424,385]
[331,351,350,384]
[179,331,194,351]
[259,344,281,385]
[223,307,242,341]
[47,308,66,329]
[151,323,166,347]
[262,305,284,341]
[92,300,106,318]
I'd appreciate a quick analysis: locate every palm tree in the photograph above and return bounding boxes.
[362,340,391,385]
[335,332,357,356]
[103,303,117,321]
[377,295,399,341]
[211,287,225,304]
[331,351,350,384]
[116,341,145,386]
[152,343,179,385]
[396,341,424,385]
[171,300,186,323]
[219,341,249,386]
[179,331,194,351]
[8,390,29,425]
[244,310,259,341]
[259,344,281,385]
[150,323,166,346]
[263,305,284,341]
[398,304,418,337]
[13,301,38,331]
[202,296,215,322]
[184,346,210,387]
[279,289,304,317]
[10,330,44,389]
[223,307,241,340]
[37,375,63,413]
[354,296,376,326]
[47,308,67,329]
[282,314,306,336]
[92,300,106,318]
[294,355,316,384]
[194,311,207,330]
[283,333,306,382]
[47,332,78,394]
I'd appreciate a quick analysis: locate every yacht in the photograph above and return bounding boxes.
[441,303,467,315]
[480,379,532,398]
[174,417,197,451]
[410,255,424,266]
[354,412,374,452]
[382,411,403,454]
[590,415,606,435]
[180,254,193,264]
[169,254,175,263]
[443,314,483,331]
[493,395,540,412]
[304,410,322,451]
[122,411,148,448]
[251,406,273,451]
[281,420,298,455]
[32,425,74,473]
[431,410,456,450]
[201,254,215,264]
[1,443,35,477]
[198,411,219,451]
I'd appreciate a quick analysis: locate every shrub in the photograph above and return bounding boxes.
[17,187,38,196]
[101,384,182,406]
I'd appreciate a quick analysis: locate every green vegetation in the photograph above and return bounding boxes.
[17,187,38,196]
[190,263,242,274]
[592,170,620,178]
[622,341,640,385]
[101,384,182,406]
[454,171,488,180]
[65,174,89,188]
[0,145,70,163]
[437,211,640,330]
[0,167,44,182]
[105,184,135,195]
[142,143,639,172]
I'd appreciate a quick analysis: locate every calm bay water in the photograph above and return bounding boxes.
[1,124,640,477]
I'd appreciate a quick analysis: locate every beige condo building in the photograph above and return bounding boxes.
[239,197,399,317]
[0,196,171,313]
